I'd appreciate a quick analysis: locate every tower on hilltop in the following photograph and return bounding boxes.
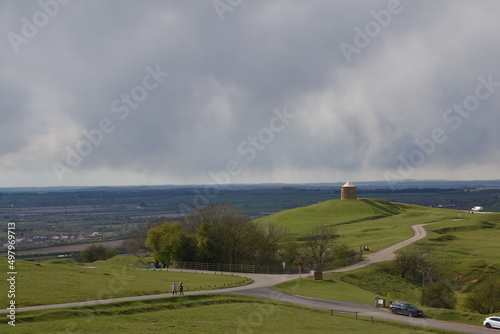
[341,181,357,200]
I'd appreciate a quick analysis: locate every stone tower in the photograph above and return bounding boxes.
[341,181,357,200]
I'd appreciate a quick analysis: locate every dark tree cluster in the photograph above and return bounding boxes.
[145,204,299,268]
[75,244,117,263]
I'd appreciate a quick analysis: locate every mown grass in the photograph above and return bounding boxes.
[274,277,374,305]
[5,295,459,334]
[0,256,251,307]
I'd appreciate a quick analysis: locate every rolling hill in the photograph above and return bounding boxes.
[254,198,464,252]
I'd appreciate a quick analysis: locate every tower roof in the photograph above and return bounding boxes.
[342,181,356,188]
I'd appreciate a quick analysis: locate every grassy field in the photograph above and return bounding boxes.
[254,199,464,252]
[273,209,500,326]
[3,199,500,332]
[274,262,489,327]
[425,216,500,273]
[0,256,251,307]
[274,261,420,308]
[274,277,375,305]
[7,295,460,334]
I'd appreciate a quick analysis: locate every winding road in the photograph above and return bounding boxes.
[4,224,492,333]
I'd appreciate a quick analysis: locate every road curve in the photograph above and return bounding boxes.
[4,224,490,333]
[328,223,428,273]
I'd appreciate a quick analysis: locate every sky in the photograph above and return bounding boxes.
[1,0,500,187]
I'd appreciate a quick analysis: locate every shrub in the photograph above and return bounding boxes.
[75,245,117,263]
[422,280,457,309]
[463,278,500,314]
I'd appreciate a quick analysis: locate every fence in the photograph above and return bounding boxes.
[331,310,374,324]
[172,255,361,275]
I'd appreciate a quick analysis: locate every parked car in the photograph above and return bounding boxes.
[483,316,500,329]
[389,302,424,317]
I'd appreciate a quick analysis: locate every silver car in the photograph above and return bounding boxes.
[484,316,500,329]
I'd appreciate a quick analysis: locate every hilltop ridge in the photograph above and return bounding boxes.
[255,198,407,232]
[254,198,461,252]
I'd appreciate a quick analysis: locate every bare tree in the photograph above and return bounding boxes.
[253,223,298,266]
[122,219,163,264]
[301,225,338,271]
[394,243,450,305]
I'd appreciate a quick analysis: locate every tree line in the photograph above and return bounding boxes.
[124,204,356,270]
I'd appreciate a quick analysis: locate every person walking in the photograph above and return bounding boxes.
[179,282,184,295]
[172,282,177,295]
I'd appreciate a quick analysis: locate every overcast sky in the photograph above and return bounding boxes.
[1,0,499,187]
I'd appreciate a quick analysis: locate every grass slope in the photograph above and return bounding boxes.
[8,295,459,334]
[274,262,489,327]
[0,256,251,307]
[274,210,500,326]
[255,198,462,252]
[255,199,401,232]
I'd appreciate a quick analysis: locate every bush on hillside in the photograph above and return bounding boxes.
[75,245,117,263]
[463,278,500,314]
[332,243,358,261]
[422,280,457,309]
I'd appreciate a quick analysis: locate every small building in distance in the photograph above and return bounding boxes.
[341,181,357,200]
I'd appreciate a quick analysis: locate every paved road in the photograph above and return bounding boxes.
[5,224,491,333]
[329,223,428,273]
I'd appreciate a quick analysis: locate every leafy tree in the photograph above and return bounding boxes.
[394,250,415,278]
[143,205,348,269]
[146,221,196,267]
[75,245,117,263]
[192,204,256,264]
[185,205,299,266]
[463,278,500,314]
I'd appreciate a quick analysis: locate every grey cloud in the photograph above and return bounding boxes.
[1,0,500,186]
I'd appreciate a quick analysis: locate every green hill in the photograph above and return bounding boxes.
[255,199,402,231]
[254,198,463,252]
